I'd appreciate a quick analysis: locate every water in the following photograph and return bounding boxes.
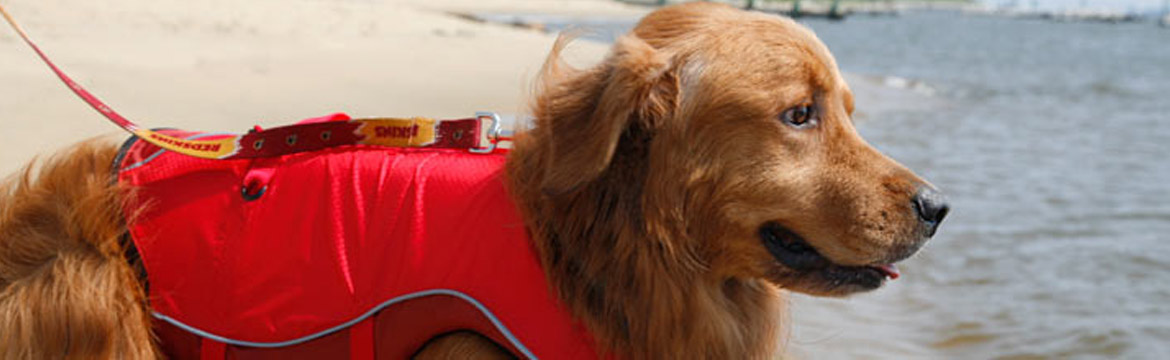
[794,13,1170,359]
[539,11,1170,359]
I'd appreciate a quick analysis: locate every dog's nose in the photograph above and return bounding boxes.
[913,186,949,237]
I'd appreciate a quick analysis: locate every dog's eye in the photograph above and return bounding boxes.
[780,104,817,128]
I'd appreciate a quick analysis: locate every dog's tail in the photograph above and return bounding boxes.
[0,140,157,359]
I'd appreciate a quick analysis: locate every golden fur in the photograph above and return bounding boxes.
[0,141,156,358]
[507,3,934,358]
[413,332,514,360]
[0,3,941,359]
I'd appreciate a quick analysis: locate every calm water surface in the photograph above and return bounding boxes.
[542,11,1170,359]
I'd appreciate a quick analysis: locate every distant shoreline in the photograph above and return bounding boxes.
[613,0,1165,24]
[616,0,977,15]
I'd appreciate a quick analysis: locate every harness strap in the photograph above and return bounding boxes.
[0,4,506,159]
[349,318,375,360]
[200,338,226,360]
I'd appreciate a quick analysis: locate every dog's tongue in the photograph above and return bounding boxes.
[874,264,900,280]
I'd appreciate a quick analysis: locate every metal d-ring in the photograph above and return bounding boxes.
[469,111,502,154]
[241,184,267,201]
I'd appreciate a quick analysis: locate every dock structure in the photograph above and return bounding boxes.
[963,6,1145,24]
[1162,0,1170,27]
[1031,10,1141,23]
[742,0,915,19]
[747,0,848,20]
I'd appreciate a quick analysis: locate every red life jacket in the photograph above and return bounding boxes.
[114,114,600,359]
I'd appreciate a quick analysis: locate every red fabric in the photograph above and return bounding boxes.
[201,339,226,360]
[117,120,599,359]
[349,319,373,360]
[296,113,352,124]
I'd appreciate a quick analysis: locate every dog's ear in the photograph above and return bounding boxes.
[534,35,679,195]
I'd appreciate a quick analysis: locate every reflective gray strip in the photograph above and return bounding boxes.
[152,288,539,359]
[120,132,233,171]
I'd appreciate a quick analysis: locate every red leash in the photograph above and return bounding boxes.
[0,4,506,158]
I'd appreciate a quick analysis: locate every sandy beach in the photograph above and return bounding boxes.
[0,0,923,176]
[0,0,648,174]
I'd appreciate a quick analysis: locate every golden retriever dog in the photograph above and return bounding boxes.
[0,3,947,359]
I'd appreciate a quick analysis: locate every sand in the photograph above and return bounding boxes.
[0,0,648,174]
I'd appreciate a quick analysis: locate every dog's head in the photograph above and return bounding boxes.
[529,3,948,297]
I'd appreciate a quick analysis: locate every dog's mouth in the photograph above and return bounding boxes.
[758,222,901,291]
